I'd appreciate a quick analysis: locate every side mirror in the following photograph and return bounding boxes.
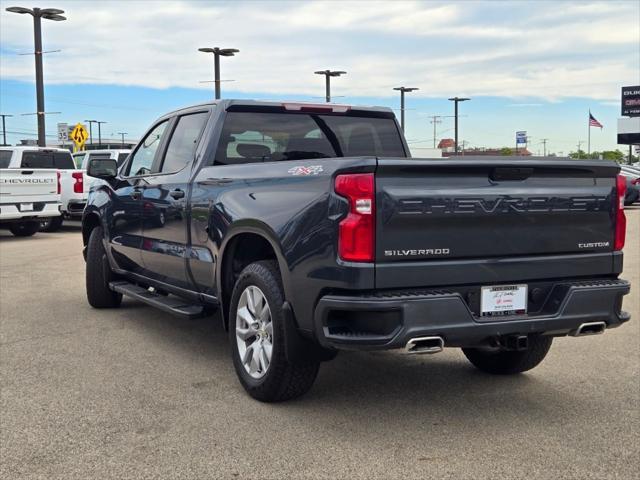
[87,158,117,179]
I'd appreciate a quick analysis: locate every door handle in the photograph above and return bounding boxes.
[130,190,142,200]
[170,189,185,200]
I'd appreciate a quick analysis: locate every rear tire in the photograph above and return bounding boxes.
[40,216,64,232]
[9,221,40,237]
[86,226,122,308]
[462,335,553,375]
[229,260,319,402]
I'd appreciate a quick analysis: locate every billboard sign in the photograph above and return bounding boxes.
[516,131,527,144]
[622,86,640,117]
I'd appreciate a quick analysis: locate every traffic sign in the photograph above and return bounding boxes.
[70,123,88,151]
[57,123,68,143]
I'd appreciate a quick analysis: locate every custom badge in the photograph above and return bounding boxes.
[287,165,324,176]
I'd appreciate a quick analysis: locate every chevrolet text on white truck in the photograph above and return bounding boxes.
[0,147,87,231]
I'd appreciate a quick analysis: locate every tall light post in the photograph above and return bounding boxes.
[393,87,419,132]
[117,132,128,148]
[84,120,97,146]
[314,70,347,103]
[198,47,239,100]
[6,6,66,147]
[448,96,470,155]
[96,121,107,146]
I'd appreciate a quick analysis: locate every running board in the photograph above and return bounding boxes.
[109,281,205,319]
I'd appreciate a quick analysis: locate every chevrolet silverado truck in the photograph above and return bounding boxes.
[0,147,88,231]
[82,100,631,402]
[0,165,61,237]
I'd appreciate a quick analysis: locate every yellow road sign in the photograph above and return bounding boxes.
[70,123,89,149]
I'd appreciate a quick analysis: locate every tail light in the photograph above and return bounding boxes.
[56,171,61,194]
[335,173,375,262]
[72,171,84,194]
[614,174,626,251]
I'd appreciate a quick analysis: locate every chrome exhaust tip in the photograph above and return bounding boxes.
[405,336,444,354]
[573,321,606,337]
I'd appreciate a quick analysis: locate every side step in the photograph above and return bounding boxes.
[109,281,205,319]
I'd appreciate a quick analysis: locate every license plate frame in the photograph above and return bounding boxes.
[480,284,528,317]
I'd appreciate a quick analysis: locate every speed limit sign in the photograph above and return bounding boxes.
[57,123,68,142]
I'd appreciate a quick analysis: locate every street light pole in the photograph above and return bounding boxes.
[84,120,96,146]
[117,132,127,148]
[198,47,239,100]
[393,87,419,132]
[6,6,66,147]
[96,121,107,147]
[448,96,470,155]
[32,10,46,147]
[0,114,13,146]
[314,70,347,103]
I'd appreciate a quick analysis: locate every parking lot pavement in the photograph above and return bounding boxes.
[0,212,638,480]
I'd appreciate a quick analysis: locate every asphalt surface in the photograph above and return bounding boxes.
[1,209,639,480]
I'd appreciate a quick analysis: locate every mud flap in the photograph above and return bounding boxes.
[283,301,337,363]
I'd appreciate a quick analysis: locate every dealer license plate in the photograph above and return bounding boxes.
[480,284,527,317]
[20,203,34,212]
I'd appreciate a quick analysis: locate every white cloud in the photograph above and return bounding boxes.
[0,0,638,100]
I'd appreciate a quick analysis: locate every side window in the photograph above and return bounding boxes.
[160,112,208,173]
[127,121,168,176]
[73,153,86,169]
[116,153,129,167]
[0,150,13,168]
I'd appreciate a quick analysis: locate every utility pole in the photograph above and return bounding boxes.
[540,138,549,156]
[426,114,454,148]
[576,141,584,159]
[460,140,469,157]
[429,116,442,148]
[117,132,127,148]
[0,114,13,146]
[448,96,470,155]
[6,6,67,146]
[314,70,347,103]
[393,87,419,132]
[198,47,240,100]
[96,121,106,147]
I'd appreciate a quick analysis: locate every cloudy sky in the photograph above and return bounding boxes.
[1,0,639,153]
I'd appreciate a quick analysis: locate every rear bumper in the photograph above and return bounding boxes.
[65,199,86,217]
[0,201,61,221]
[313,279,631,350]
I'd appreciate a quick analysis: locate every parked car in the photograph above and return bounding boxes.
[0,155,61,237]
[619,166,639,205]
[73,149,131,170]
[0,147,87,231]
[82,100,631,402]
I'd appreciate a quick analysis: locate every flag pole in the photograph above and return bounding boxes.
[587,110,591,156]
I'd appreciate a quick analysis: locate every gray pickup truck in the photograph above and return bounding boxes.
[82,100,631,402]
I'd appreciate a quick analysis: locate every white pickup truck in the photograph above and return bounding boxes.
[0,147,88,231]
[0,166,61,237]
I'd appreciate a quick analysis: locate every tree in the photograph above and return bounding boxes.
[500,147,513,156]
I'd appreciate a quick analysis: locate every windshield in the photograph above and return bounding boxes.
[215,111,406,165]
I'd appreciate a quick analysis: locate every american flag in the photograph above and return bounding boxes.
[589,111,603,129]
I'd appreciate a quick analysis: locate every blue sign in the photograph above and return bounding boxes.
[516,131,527,144]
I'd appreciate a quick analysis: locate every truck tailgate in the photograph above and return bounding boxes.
[0,168,58,203]
[375,158,620,288]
